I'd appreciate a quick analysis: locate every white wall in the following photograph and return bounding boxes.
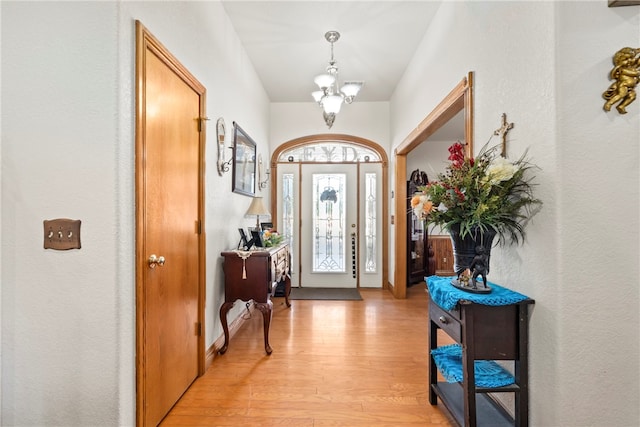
[1,1,270,425]
[392,1,639,426]
[2,3,121,425]
[270,101,390,148]
[407,139,450,184]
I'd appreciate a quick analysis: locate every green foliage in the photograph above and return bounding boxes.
[411,141,542,245]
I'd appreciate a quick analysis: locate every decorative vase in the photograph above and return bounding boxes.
[449,224,497,293]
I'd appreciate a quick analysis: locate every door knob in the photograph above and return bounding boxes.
[148,254,165,269]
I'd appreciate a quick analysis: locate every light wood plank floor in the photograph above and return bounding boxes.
[161,283,456,426]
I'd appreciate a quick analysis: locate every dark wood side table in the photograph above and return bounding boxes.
[427,276,534,427]
[219,243,291,355]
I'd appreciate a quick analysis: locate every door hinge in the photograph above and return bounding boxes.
[197,116,210,132]
[196,322,202,336]
[196,219,202,234]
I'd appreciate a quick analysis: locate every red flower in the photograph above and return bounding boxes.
[448,142,466,168]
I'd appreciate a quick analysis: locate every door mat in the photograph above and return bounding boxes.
[289,287,363,301]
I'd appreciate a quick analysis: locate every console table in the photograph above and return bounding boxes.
[427,276,534,427]
[219,243,291,355]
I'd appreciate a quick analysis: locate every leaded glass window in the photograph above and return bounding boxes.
[312,173,346,273]
[364,172,377,273]
[278,142,381,163]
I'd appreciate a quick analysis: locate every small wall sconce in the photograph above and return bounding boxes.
[216,117,233,175]
[258,154,270,190]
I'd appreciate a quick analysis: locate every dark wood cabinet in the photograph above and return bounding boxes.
[428,278,534,426]
[219,244,291,355]
[407,182,429,285]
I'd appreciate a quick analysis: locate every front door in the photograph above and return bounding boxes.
[300,164,358,288]
[135,22,205,427]
[273,140,385,290]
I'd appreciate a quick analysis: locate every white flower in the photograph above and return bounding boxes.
[437,202,448,213]
[485,157,517,184]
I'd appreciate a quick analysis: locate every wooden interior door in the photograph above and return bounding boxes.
[135,22,206,427]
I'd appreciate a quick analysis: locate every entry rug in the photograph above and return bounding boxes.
[289,287,363,301]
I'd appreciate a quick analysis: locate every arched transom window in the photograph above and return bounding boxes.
[277,141,381,163]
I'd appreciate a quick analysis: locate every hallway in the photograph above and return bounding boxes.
[161,284,455,426]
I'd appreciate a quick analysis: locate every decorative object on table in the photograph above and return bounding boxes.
[412,139,542,292]
[250,229,264,247]
[232,122,257,196]
[245,196,270,230]
[311,30,364,128]
[237,228,252,250]
[602,47,640,114]
[262,229,284,247]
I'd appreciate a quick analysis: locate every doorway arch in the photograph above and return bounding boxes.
[270,134,390,289]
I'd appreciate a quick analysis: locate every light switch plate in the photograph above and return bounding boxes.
[44,219,81,250]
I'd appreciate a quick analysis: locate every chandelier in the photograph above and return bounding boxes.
[311,31,364,128]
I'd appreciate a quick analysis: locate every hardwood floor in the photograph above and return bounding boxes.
[161,283,456,426]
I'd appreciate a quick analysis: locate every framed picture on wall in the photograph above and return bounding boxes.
[232,122,257,197]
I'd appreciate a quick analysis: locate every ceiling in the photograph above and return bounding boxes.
[221,1,442,103]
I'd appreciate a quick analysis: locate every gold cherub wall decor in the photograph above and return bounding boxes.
[603,47,640,114]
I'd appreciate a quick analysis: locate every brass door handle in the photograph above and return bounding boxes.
[148,254,165,269]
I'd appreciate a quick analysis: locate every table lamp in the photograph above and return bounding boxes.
[245,196,270,230]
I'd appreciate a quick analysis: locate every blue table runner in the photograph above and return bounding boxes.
[426,275,530,311]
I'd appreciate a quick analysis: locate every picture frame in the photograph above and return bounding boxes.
[232,122,257,197]
[237,228,251,250]
[260,222,273,231]
[251,229,264,247]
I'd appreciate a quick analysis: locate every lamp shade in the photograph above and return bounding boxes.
[341,81,363,99]
[314,73,335,90]
[322,94,343,114]
[311,90,324,103]
[245,196,270,216]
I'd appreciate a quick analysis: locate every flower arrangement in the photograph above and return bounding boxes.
[262,229,285,247]
[411,140,542,245]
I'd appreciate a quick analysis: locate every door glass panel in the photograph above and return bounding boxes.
[364,172,377,273]
[281,172,295,274]
[281,173,294,247]
[313,173,346,272]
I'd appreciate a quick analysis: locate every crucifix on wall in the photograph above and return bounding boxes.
[493,113,514,157]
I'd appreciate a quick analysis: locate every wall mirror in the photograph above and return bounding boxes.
[232,122,257,196]
[393,71,474,299]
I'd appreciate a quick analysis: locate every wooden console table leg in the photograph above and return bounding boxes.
[218,301,234,355]
[255,300,273,355]
[283,276,292,308]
